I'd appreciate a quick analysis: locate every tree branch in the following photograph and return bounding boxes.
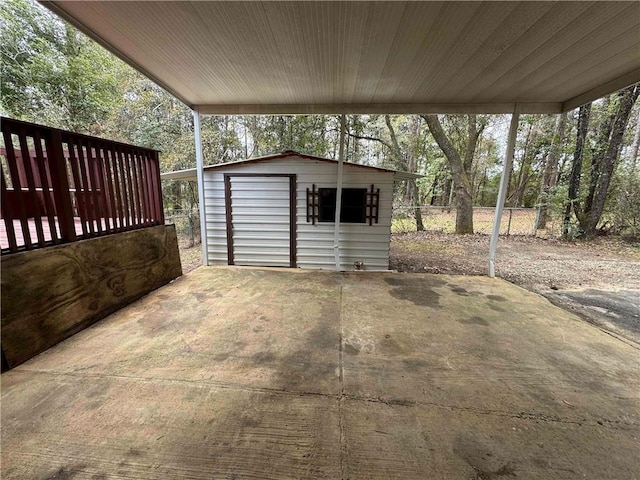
[421,114,464,176]
[345,131,394,152]
[384,115,405,163]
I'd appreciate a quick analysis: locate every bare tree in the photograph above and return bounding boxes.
[347,115,425,231]
[537,112,567,229]
[564,104,591,238]
[582,85,640,236]
[563,84,640,238]
[392,116,425,231]
[422,114,484,234]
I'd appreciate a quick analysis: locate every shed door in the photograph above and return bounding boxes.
[225,175,296,267]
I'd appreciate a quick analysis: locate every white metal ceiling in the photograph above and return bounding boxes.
[44,1,640,114]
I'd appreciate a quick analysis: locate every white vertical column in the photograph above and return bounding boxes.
[488,107,520,278]
[193,109,208,266]
[334,114,346,271]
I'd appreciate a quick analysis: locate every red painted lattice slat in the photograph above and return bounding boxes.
[0,117,164,254]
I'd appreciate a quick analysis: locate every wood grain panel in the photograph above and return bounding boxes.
[1,225,182,369]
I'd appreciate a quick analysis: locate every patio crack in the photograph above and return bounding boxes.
[19,367,343,400]
[20,368,638,429]
[337,284,348,480]
[343,394,639,428]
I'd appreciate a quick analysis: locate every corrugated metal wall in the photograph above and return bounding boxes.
[203,156,394,270]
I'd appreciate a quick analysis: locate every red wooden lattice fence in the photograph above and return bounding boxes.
[1,117,164,254]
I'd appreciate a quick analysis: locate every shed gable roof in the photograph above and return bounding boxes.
[161,151,420,181]
[204,151,402,173]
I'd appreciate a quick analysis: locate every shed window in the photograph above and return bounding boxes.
[307,184,379,225]
[318,188,367,223]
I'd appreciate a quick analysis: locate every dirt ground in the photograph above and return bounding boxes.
[178,242,202,274]
[392,207,540,236]
[390,232,640,290]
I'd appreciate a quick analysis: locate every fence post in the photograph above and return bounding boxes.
[188,211,194,247]
[534,207,541,235]
[151,151,164,223]
[47,130,76,242]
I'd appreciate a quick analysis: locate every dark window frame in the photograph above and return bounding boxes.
[318,187,368,224]
[307,184,379,225]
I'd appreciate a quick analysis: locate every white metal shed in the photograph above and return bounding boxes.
[163,151,417,271]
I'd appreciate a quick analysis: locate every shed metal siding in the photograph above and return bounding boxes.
[203,156,394,270]
[227,176,291,267]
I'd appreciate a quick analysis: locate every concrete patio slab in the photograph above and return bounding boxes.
[343,399,640,479]
[2,369,340,480]
[342,275,640,425]
[2,267,639,479]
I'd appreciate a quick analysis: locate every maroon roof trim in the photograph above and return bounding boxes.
[202,150,399,174]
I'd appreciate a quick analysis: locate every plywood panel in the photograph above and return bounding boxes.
[1,225,182,369]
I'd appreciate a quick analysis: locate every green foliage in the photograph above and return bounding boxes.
[473,131,502,206]
[542,183,572,236]
[1,0,122,132]
[247,116,336,158]
[611,166,640,239]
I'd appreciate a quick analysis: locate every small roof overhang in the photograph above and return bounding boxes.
[160,151,421,181]
[42,1,640,115]
[161,169,198,182]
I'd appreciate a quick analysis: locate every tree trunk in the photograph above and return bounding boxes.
[422,114,482,234]
[407,178,425,231]
[582,85,640,237]
[563,104,591,237]
[508,122,532,207]
[429,174,440,206]
[442,177,453,206]
[448,181,455,207]
[408,117,425,230]
[584,96,615,217]
[628,108,640,173]
[454,183,474,234]
[404,157,414,205]
[514,126,538,207]
[537,112,566,229]
[384,115,425,231]
[476,167,488,205]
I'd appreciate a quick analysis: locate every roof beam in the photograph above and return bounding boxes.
[562,68,640,112]
[195,103,563,116]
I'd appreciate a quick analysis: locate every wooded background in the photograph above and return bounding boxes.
[2,0,639,239]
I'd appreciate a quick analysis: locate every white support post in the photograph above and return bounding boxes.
[488,107,520,278]
[334,114,346,271]
[193,109,208,266]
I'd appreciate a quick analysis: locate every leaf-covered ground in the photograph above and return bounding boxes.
[178,244,203,274]
[390,232,640,291]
